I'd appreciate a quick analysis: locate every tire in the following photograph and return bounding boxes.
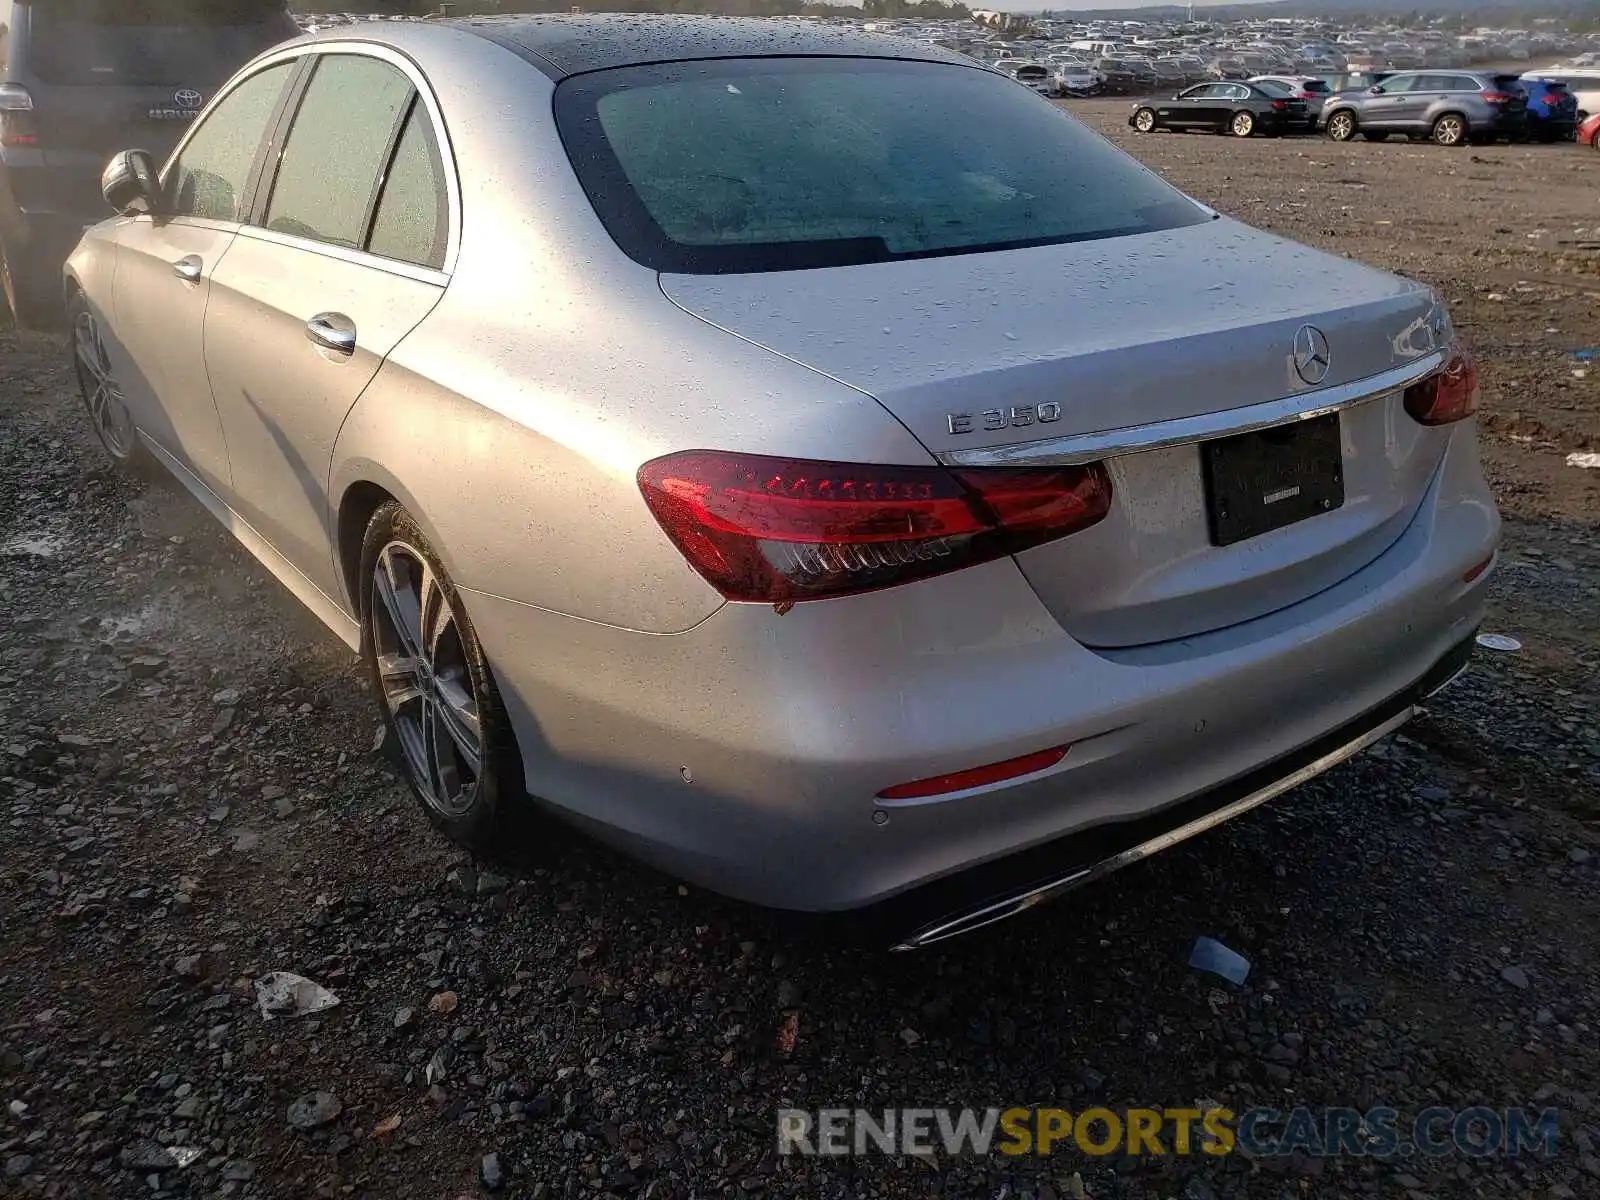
[67,291,149,473]
[359,501,527,849]
[1432,112,1468,147]
[1326,110,1357,141]
[1230,110,1255,137]
[1132,107,1157,133]
[1,237,61,330]
[1362,131,1390,142]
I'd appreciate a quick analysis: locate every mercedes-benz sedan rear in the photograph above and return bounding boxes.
[64,16,1499,949]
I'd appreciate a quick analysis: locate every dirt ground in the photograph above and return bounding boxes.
[0,110,1598,1200]
[1073,98,1600,526]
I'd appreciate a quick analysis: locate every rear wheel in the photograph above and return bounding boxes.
[1230,110,1255,137]
[1133,107,1157,133]
[1326,110,1357,141]
[360,501,527,848]
[1432,112,1468,146]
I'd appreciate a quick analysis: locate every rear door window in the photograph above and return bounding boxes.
[262,54,413,250]
[165,59,293,223]
[25,0,294,87]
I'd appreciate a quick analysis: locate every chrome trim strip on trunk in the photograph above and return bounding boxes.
[890,705,1416,951]
[936,350,1448,468]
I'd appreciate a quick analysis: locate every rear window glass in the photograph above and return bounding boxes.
[26,0,293,86]
[1304,80,1330,93]
[1253,79,1290,96]
[555,57,1209,275]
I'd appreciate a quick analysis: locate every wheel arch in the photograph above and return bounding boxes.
[331,468,462,621]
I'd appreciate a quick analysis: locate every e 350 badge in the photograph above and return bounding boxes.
[947,403,1063,435]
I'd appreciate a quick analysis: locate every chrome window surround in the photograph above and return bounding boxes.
[157,39,462,279]
[936,347,1450,468]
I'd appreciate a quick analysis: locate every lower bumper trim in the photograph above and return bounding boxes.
[883,632,1476,951]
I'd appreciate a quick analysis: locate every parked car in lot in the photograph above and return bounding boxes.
[1130,81,1309,137]
[1518,77,1578,141]
[1250,74,1331,128]
[1323,70,1528,146]
[1582,111,1600,149]
[67,17,1498,949]
[0,0,298,327]
[1051,62,1104,98]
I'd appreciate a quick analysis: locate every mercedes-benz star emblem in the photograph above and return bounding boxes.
[175,89,204,110]
[1292,324,1331,386]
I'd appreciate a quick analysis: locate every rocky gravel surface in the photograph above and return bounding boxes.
[2,116,1599,1200]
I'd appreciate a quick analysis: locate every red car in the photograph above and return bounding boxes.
[1583,112,1600,149]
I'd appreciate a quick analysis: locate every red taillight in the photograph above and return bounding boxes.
[1297,91,1315,100]
[637,450,1112,604]
[1271,99,1288,110]
[1481,91,1514,104]
[0,83,36,149]
[1404,348,1479,426]
[877,745,1068,801]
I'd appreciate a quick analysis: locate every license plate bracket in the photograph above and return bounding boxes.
[1201,413,1344,546]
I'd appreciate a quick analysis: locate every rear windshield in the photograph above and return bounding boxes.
[26,0,294,86]
[555,57,1209,275]
[1303,80,1331,93]
[1253,79,1291,96]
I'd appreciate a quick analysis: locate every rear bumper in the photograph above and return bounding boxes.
[466,422,1498,914]
[882,634,1470,949]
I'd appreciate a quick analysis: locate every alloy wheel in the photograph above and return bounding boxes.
[1434,115,1465,146]
[1232,112,1254,137]
[370,541,483,819]
[73,309,136,459]
[1328,112,1354,141]
[1134,108,1156,132]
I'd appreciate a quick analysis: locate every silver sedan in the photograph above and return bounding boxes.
[65,16,1500,949]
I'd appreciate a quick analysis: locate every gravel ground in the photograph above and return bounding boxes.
[2,111,1599,1200]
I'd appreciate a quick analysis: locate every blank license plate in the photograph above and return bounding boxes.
[1201,413,1344,546]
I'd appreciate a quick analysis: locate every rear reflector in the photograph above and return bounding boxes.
[1404,348,1479,426]
[877,745,1068,801]
[1463,553,1494,583]
[638,451,1112,604]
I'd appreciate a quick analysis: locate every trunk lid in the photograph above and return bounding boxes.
[661,219,1450,647]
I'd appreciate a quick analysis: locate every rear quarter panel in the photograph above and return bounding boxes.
[328,30,935,636]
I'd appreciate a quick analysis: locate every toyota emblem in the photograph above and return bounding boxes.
[1292,324,1331,386]
[174,89,204,110]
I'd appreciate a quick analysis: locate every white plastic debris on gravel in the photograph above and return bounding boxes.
[254,971,340,1020]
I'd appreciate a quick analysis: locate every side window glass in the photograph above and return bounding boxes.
[263,54,413,250]
[366,100,448,270]
[1381,76,1414,94]
[165,61,294,222]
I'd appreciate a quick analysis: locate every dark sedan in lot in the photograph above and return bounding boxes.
[1130,81,1309,138]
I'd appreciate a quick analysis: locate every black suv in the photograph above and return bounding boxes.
[0,0,297,327]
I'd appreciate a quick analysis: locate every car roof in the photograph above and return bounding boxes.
[439,13,972,80]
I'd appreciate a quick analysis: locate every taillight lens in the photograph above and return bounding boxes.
[0,84,36,148]
[637,450,1113,604]
[1481,91,1514,104]
[1404,348,1479,426]
[1271,99,1287,110]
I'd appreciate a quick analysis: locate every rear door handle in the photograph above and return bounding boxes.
[305,312,357,356]
[172,255,203,283]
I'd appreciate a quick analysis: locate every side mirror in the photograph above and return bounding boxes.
[101,149,161,216]
[1368,84,1384,95]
